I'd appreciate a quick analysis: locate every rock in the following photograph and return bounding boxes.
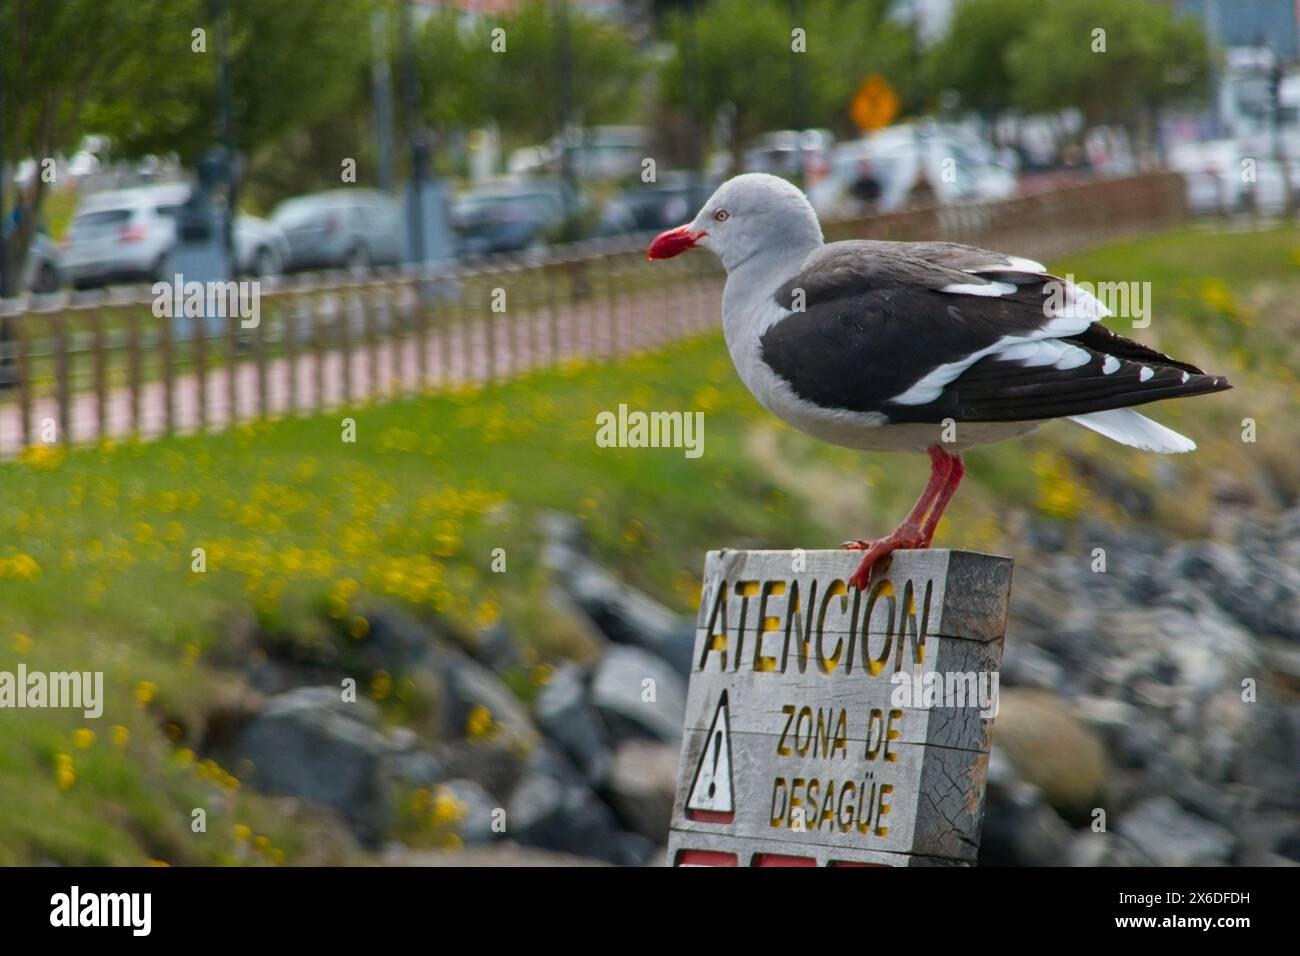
[436,779,501,845]
[1168,541,1300,643]
[233,686,404,845]
[538,510,588,559]
[1228,701,1300,812]
[563,561,696,675]
[1071,696,1162,770]
[534,662,613,785]
[359,606,438,670]
[391,749,444,788]
[1274,828,1300,864]
[980,781,1072,866]
[605,739,679,840]
[999,640,1063,690]
[470,624,524,674]
[429,644,538,747]
[1067,830,1152,867]
[1117,797,1236,866]
[540,513,695,675]
[506,747,656,866]
[436,740,529,802]
[992,689,1108,823]
[386,841,611,867]
[590,646,687,743]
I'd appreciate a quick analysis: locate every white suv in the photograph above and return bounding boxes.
[61,183,289,289]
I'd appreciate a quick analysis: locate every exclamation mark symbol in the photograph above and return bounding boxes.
[707,730,722,799]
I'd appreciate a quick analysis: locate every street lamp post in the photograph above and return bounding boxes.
[215,0,236,279]
[401,0,427,265]
[555,0,580,245]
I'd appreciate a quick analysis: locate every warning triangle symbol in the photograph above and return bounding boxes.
[686,692,733,813]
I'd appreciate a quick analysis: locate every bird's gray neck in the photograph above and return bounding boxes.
[721,237,822,349]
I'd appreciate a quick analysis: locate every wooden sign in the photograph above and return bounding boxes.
[850,73,900,133]
[667,549,1012,867]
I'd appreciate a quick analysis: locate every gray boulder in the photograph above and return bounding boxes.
[437,779,502,845]
[605,739,680,840]
[534,662,613,785]
[233,686,406,845]
[1117,797,1236,866]
[590,646,687,743]
[429,644,538,747]
[540,512,695,675]
[506,747,656,866]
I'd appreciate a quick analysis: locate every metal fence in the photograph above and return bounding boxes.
[0,171,1188,456]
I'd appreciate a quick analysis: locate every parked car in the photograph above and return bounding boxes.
[743,129,836,180]
[61,183,290,288]
[1168,138,1298,216]
[270,189,403,273]
[808,124,1018,219]
[451,183,569,259]
[596,172,720,235]
[23,232,64,293]
[508,126,649,182]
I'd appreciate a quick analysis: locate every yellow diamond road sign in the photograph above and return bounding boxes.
[851,74,899,132]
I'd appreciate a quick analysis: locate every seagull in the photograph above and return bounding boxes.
[647,173,1231,590]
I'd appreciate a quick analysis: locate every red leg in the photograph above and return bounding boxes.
[847,446,956,590]
[919,453,964,547]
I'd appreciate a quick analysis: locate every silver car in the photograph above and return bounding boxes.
[61,183,290,289]
[271,189,403,273]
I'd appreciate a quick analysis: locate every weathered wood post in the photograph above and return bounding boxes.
[667,548,1012,867]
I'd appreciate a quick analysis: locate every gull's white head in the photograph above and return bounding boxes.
[647,173,823,273]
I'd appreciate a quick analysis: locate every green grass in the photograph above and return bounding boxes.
[1,222,1296,865]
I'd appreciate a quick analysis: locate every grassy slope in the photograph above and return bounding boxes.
[0,224,1296,864]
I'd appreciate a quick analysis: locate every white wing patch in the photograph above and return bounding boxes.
[941,281,1017,297]
[1044,280,1111,320]
[996,340,1092,370]
[966,256,1046,275]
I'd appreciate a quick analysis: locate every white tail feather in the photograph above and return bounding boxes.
[1068,409,1196,453]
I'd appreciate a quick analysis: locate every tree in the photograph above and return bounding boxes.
[415,1,646,149]
[0,0,379,286]
[0,0,203,291]
[926,0,1047,118]
[1006,0,1211,134]
[97,0,381,176]
[658,0,915,164]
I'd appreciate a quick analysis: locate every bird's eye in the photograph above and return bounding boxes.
[713,209,729,222]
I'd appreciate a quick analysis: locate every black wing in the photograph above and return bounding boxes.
[761,241,1230,423]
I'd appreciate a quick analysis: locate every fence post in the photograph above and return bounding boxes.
[11,314,30,448]
[127,308,142,437]
[338,290,353,405]
[91,308,107,440]
[364,284,381,399]
[284,295,300,417]
[254,301,269,419]
[224,311,238,428]
[159,307,174,436]
[666,548,1012,867]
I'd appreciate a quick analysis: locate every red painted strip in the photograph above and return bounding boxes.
[685,809,735,824]
[674,849,738,867]
[828,860,890,867]
[751,853,817,867]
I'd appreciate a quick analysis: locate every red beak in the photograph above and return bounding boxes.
[647,226,706,260]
